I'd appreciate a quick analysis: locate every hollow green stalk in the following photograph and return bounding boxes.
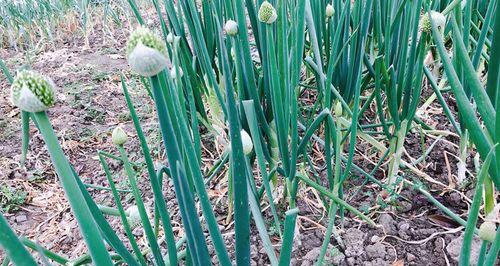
[98,153,147,266]
[32,112,112,265]
[115,144,164,265]
[120,75,178,265]
[149,74,212,265]
[0,213,37,266]
[459,147,495,265]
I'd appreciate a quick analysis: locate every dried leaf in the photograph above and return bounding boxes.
[428,214,461,228]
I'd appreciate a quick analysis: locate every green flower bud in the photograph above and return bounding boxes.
[419,11,446,34]
[126,27,168,77]
[258,1,277,24]
[241,129,253,155]
[125,205,141,228]
[10,70,56,112]
[224,20,239,36]
[326,4,334,18]
[334,101,343,117]
[478,221,497,242]
[112,126,127,146]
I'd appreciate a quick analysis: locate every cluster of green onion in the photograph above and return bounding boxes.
[0,0,498,265]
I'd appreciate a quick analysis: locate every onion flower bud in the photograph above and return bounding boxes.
[112,126,128,146]
[241,129,253,155]
[10,70,56,112]
[125,205,141,228]
[224,20,239,36]
[478,221,497,242]
[334,101,343,118]
[170,67,184,79]
[166,32,175,44]
[419,11,446,34]
[326,4,334,18]
[258,1,277,24]
[127,27,168,77]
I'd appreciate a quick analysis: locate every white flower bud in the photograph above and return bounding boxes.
[241,130,253,155]
[170,67,183,79]
[127,27,168,77]
[10,70,56,112]
[419,11,446,34]
[478,221,497,242]
[258,1,277,24]
[125,205,141,228]
[225,20,239,36]
[166,32,175,44]
[326,4,334,18]
[112,126,127,146]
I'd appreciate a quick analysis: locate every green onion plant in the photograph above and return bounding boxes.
[0,0,498,265]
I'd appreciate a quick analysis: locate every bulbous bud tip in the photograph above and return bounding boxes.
[10,70,56,112]
[258,1,277,24]
[334,101,343,117]
[478,221,497,242]
[125,205,141,228]
[170,67,184,79]
[326,4,334,18]
[224,20,239,36]
[166,32,175,44]
[127,27,168,77]
[112,126,128,146]
[241,129,253,155]
[419,11,446,34]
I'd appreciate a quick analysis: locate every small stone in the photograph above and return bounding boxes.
[16,215,27,223]
[407,253,416,262]
[447,192,462,206]
[398,222,411,240]
[446,233,481,265]
[398,201,413,212]
[363,258,390,266]
[343,228,366,257]
[398,222,410,231]
[347,257,356,265]
[379,213,397,234]
[371,235,382,243]
[301,245,345,266]
[365,242,386,259]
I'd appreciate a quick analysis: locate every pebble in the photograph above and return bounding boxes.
[379,213,397,234]
[398,222,410,231]
[446,233,481,265]
[343,228,366,257]
[407,253,416,262]
[365,242,387,259]
[15,215,27,223]
[371,235,382,242]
